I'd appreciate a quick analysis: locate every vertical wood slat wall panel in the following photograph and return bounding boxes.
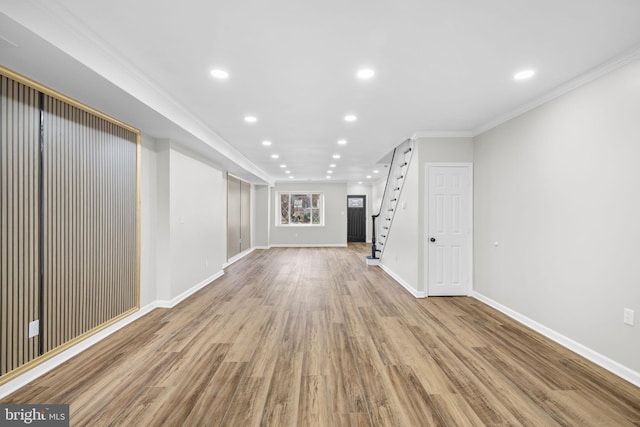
[1,68,139,381]
[0,76,40,376]
[41,96,137,354]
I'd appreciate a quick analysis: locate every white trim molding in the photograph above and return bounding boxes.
[379,264,427,298]
[156,271,224,308]
[223,248,255,269]
[424,162,474,297]
[268,243,348,248]
[412,131,474,139]
[0,2,275,186]
[473,44,640,136]
[0,270,227,399]
[414,45,640,140]
[471,291,640,388]
[0,303,156,399]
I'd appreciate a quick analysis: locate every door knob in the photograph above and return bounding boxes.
[430,237,436,242]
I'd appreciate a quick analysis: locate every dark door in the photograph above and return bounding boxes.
[347,195,366,242]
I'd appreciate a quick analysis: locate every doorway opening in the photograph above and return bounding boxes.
[347,195,366,242]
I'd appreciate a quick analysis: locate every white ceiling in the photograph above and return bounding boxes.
[2,0,640,184]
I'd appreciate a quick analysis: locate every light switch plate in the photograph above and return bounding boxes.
[624,308,634,326]
[28,320,39,338]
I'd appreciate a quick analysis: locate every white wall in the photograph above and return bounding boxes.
[139,134,157,306]
[269,182,347,246]
[154,140,172,302]
[145,140,227,303]
[419,137,474,294]
[252,184,270,248]
[371,177,386,215]
[380,146,421,294]
[380,138,474,295]
[169,148,227,296]
[474,59,640,374]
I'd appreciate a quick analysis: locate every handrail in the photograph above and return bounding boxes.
[370,138,411,260]
[370,146,397,256]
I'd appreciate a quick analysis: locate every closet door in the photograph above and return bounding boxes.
[240,181,251,252]
[227,175,241,258]
[0,75,41,375]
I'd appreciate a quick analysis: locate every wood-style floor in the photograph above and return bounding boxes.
[3,244,640,426]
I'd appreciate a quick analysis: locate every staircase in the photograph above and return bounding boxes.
[367,138,414,265]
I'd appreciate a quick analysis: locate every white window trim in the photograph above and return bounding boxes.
[275,191,325,227]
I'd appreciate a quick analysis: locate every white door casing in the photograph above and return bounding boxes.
[426,163,472,296]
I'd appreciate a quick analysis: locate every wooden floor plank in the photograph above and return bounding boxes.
[183,361,248,426]
[261,351,304,426]
[2,243,639,426]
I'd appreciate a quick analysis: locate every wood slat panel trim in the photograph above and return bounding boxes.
[1,66,140,383]
[0,76,40,376]
[0,65,138,134]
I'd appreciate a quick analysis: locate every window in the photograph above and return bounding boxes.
[277,192,324,226]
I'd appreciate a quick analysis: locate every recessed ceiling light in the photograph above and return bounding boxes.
[285,170,291,174]
[373,170,379,174]
[329,164,336,168]
[366,175,372,179]
[244,115,257,123]
[337,139,347,145]
[333,154,341,159]
[357,68,375,79]
[262,140,272,146]
[280,164,286,168]
[344,115,357,122]
[210,69,229,79]
[327,170,333,174]
[326,176,331,179]
[271,154,279,159]
[514,69,536,80]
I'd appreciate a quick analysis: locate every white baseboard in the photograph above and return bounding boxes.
[0,271,225,399]
[268,243,348,248]
[366,257,380,266]
[379,263,427,298]
[222,248,255,269]
[471,291,640,388]
[155,271,224,308]
[0,303,156,399]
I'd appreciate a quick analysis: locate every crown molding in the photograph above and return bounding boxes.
[414,44,640,139]
[473,43,640,136]
[412,131,474,139]
[2,0,275,186]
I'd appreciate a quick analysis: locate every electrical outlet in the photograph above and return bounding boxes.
[624,308,634,326]
[28,320,39,338]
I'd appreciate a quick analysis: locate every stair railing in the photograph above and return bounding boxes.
[369,138,413,261]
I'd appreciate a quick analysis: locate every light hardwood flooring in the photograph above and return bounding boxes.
[3,244,640,426]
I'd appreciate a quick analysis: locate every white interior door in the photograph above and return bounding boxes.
[426,164,472,296]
